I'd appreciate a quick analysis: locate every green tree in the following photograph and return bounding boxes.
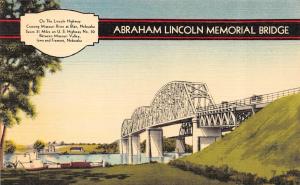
[140,138,177,153]
[96,141,119,154]
[0,0,61,169]
[4,140,16,154]
[163,137,176,152]
[33,140,45,152]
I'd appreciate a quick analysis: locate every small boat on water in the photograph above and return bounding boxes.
[47,163,61,169]
[55,161,104,169]
[21,159,46,171]
[9,151,47,171]
[90,162,103,167]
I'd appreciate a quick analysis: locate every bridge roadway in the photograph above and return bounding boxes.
[119,81,300,163]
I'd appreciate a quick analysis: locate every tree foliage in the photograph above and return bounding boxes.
[185,144,192,153]
[4,140,16,154]
[0,0,61,128]
[140,140,146,153]
[170,160,268,184]
[33,139,45,152]
[163,137,176,152]
[96,141,119,154]
[0,0,60,19]
[140,137,193,153]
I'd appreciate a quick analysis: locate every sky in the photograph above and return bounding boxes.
[6,0,300,145]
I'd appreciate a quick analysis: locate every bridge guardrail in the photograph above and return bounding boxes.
[197,87,300,112]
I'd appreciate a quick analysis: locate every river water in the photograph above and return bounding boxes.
[5,153,190,165]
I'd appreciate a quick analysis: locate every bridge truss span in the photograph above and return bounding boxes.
[131,106,151,133]
[121,82,300,138]
[150,81,215,125]
[121,119,133,137]
[121,81,215,137]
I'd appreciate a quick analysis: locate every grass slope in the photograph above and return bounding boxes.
[1,163,234,185]
[15,144,30,153]
[182,93,300,178]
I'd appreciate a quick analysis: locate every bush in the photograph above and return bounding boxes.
[96,141,119,154]
[4,140,16,154]
[170,160,299,185]
[141,138,178,153]
[270,169,300,185]
[169,160,267,184]
[89,151,98,154]
[33,140,45,152]
[163,137,176,152]
[185,144,193,153]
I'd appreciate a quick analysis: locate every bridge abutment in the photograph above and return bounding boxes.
[192,118,221,153]
[146,128,163,158]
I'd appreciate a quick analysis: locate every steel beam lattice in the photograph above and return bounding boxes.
[121,81,215,137]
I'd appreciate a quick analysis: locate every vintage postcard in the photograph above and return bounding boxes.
[0,0,299,185]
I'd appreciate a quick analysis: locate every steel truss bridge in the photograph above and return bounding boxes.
[121,81,300,138]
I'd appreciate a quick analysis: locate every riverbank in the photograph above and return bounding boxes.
[1,163,234,185]
[5,153,179,166]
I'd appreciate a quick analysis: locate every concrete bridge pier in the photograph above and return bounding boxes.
[128,134,141,164]
[120,138,129,164]
[119,138,129,155]
[146,128,163,159]
[175,137,185,154]
[192,118,221,153]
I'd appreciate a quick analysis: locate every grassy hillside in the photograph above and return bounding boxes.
[57,142,119,154]
[57,144,99,154]
[15,144,30,153]
[1,163,234,185]
[181,93,300,178]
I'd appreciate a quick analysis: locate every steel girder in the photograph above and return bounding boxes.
[197,107,254,128]
[198,107,237,127]
[131,106,151,133]
[121,81,215,137]
[179,121,193,137]
[121,119,133,137]
[150,81,214,124]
